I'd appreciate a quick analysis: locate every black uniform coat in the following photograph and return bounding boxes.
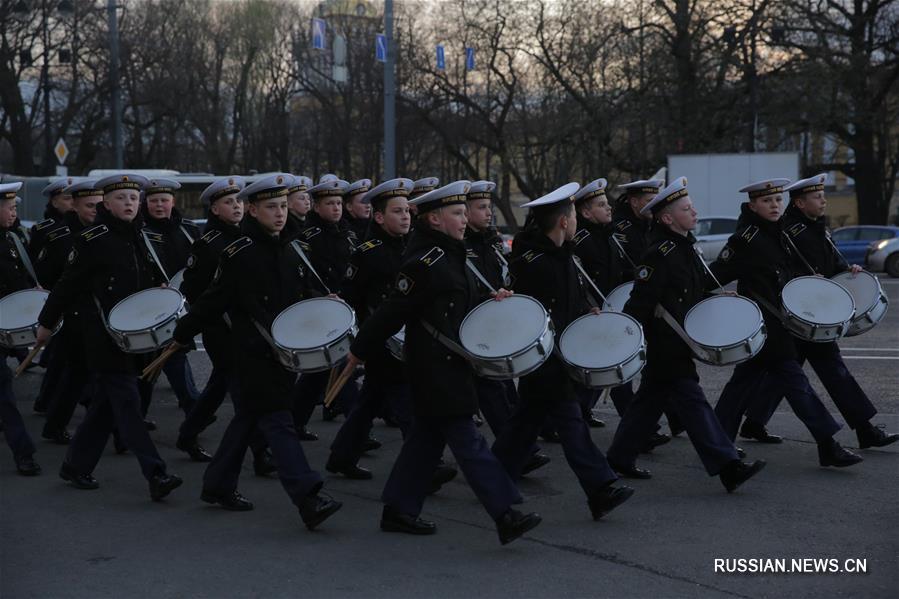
[464,226,508,291]
[141,206,201,281]
[710,203,799,363]
[611,203,651,281]
[624,227,715,382]
[781,203,848,278]
[37,209,164,373]
[300,211,357,292]
[351,225,484,419]
[27,205,68,262]
[572,220,624,300]
[339,221,406,383]
[172,216,321,413]
[1,225,33,298]
[34,211,92,290]
[343,214,370,241]
[509,229,591,402]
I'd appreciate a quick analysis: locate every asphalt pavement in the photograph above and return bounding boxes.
[2,281,897,599]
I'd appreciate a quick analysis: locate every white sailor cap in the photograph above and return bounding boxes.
[96,173,150,194]
[521,182,580,209]
[362,178,413,206]
[64,179,103,199]
[287,175,312,193]
[237,173,289,202]
[738,178,791,199]
[200,176,245,204]
[617,179,665,196]
[145,178,181,197]
[574,178,608,204]
[411,177,440,198]
[347,178,372,197]
[319,173,339,184]
[641,177,690,216]
[784,173,827,198]
[467,180,496,201]
[0,181,23,203]
[42,177,77,198]
[410,180,470,213]
[308,178,348,200]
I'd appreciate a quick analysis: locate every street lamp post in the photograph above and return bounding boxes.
[383,0,395,179]
[107,0,123,169]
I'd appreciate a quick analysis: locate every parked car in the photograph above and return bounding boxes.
[693,216,738,262]
[866,236,899,277]
[830,225,899,265]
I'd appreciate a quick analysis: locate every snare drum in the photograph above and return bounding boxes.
[602,281,634,312]
[106,287,187,353]
[559,311,645,388]
[386,326,405,362]
[458,295,553,380]
[169,268,185,294]
[271,297,357,373]
[831,270,889,336]
[0,289,59,348]
[684,295,766,365]
[781,276,855,343]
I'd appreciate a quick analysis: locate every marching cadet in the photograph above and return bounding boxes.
[175,176,276,476]
[609,178,682,439]
[491,183,635,520]
[710,179,863,468]
[286,175,313,231]
[168,173,341,528]
[35,174,183,500]
[37,179,102,444]
[292,178,359,431]
[344,180,541,545]
[606,177,766,492]
[319,173,339,184]
[464,180,550,475]
[407,177,439,223]
[140,178,202,418]
[737,174,898,449]
[29,177,76,413]
[0,182,41,475]
[327,178,416,479]
[343,178,372,239]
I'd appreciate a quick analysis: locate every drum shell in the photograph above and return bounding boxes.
[781,276,854,343]
[831,271,889,337]
[685,296,768,366]
[0,289,62,349]
[274,328,356,373]
[106,290,187,353]
[559,313,646,389]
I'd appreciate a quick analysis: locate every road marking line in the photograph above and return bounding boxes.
[842,356,899,360]
[841,347,899,352]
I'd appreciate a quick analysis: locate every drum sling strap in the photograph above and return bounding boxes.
[420,319,470,360]
[7,232,38,286]
[290,240,331,295]
[745,289,788,328]
[141,230,171,282]
[465,259,496,294]
[653,303,711,363]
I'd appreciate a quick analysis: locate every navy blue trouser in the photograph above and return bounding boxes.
[330,378,413,465]
[33,335,64,411]
[382,414,521,520]
[0,359,36,459]
[715,359,841,443]
[203,404,322,507]
[292,366,360,427]
[43,321,92,435]
[744,342,875,430]
[608,377,739,475]
[66,372,167,480]
[161,350,199,413]
[493,390,617,495]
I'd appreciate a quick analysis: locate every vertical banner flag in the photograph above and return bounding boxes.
[465,47,475,70]
[375,33,387,62]
[312,18,326,50]
[436,44,445,70]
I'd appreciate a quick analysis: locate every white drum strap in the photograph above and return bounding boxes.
[251,318,279,353]
[610,234,636,269]
[781,231,816,275]
[653,304,711,362]
[92,295,113,337]
[747,291,788,326]
[465,259,497,293]
[7,232,38,286]
[420,319,470,359]
[179,225,195,245]
[141,230,170,282]
[290,240,331,295]
[492,246,511,287]
[572,255,608,306]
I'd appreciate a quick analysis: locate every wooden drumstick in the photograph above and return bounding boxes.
[140,345,179,380]
[14,340,45,378]
[323,362,354,407]
[326,365,338,392]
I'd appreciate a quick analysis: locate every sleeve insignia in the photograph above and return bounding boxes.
[466,248,478,258]
[573,229,590,245]
[200,230,221,244]
[719,245,734,262]
[46,227,71,243]
[615,220,632,232]
[345,263,358,280]
[612,232,628,244]
[358,239,382,253]
[396,272,414,294]
[635,265,654,281]
[303,227,322,240]
[786,222,806,238]
[420,246,445,267]
[522,250,544,263]
[223,237,253,259]
[35,218,55,231]
[67,248,77,264]
[658,240,676,256]
[81,224,109,242]
[186,254,197,269]
[143,230,164,243]
[741,225,759,243]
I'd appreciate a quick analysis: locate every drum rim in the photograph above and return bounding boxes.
[0,288,51,330]
[559,311,645,369]
[782,276,856,326]
[684,294,765,348]
[459,294,549,359]
[271,296,356,350]
[831,270,882,314]
[107,287,185,333]
[601,281,635,311]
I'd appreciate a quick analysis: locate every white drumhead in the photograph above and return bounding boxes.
[272,297,355,350]
[460,295,547,358]
[169,268,185,292]
[685,295,762,347]
[782,276,855,325]
[108,288,184,332]
[0,289,49,329]
[602,282,634,312]
[831,271,880,314]
[560,312,643,368]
